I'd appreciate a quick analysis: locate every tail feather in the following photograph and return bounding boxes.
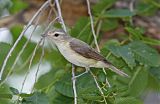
[108,65,129,77]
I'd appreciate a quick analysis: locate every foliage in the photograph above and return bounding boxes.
[0,0,160,104]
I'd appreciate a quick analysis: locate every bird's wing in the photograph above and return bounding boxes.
[70,38,106,61]
[70,38,129,77]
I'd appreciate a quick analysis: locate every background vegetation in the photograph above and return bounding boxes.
[0,0,160,104]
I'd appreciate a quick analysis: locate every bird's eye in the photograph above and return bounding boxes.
[54,33,59,37]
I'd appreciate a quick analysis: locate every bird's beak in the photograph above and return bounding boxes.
[41,33,47,37]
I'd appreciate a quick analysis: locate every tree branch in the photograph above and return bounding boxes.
[55,0,67,32]
[0,0,50,80]
[72,65,77,104]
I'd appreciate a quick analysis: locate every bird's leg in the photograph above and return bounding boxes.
[72,67,90,80]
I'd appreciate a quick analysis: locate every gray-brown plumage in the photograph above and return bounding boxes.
[70,38,110,64]
[46,29,129,77]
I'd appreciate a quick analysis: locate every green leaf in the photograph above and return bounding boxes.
[149,67,160,82]
[105,40,120,57]
[115,97,143,104]
[35,69,65,90]
[0,43,11,67]
[128,67,148,97]
[46,49,68,69]
[9,87,19,95]
[135,1,158,16]
[125,27,143,40]
[125,27,160,45]
[22,92,49,104]
[107,43,136,68]
[51,92,73,104]
[70,17,92,44]
[55,74,73,97]
[79,87,101,101]
[0,94,12,99]
[116,45,136,69]
[101,19,118,31]
[142,37,160,45]
[9,0,28,14]
[102,9,135,18]
[129,41,160,67]
[93,0,116,15]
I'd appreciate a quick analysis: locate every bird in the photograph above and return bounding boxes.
[45,29,129,78]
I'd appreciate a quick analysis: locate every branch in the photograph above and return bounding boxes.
[32,39,45,92]
[0,13,41,86]
[89,70,107,104]
[0,0,50,80]
[129,0,136,25]
[55,0,67,32]
[72,65,77,104]
[86,0,100,52]
[86,0,111,88]
[16,37,44,103]
[54,1,77,104]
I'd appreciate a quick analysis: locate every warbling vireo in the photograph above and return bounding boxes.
[45,29,128,78]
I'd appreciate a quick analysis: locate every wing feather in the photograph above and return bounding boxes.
[70,39,105,61]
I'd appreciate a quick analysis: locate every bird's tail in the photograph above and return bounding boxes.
[107,64,129,77]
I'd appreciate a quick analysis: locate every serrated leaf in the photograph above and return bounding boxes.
[129,41,160,67]
[119,45,136,68]
[115,97,143,104]
[107,43,136,68]
[128,67,148,96]
[102,9,135,18]
[22,92,49,104]
[105,40,120,57]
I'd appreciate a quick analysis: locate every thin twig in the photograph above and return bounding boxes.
[32,39,45,92]
[54,1,78,104]
[20,38,44,93]
[31,16,59,92]
[86,0,100,52]
[129,0,136,25]
[72,64,77,104]
[55,0,67,32]
[89,70,107,104]
[16,38,44,104]
[86,0,109,102]
[86,0,110,88]
[0,0,50,80]
[0,13,41,86]
[96,20,111,88]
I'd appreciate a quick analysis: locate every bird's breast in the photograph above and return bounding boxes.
[56,42,97,67]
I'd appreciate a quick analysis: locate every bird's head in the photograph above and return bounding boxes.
[46,29,71,43]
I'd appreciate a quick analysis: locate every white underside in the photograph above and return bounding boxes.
[56,42,106,68]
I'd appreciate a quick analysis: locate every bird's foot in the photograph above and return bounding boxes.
[72,69,89,80]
